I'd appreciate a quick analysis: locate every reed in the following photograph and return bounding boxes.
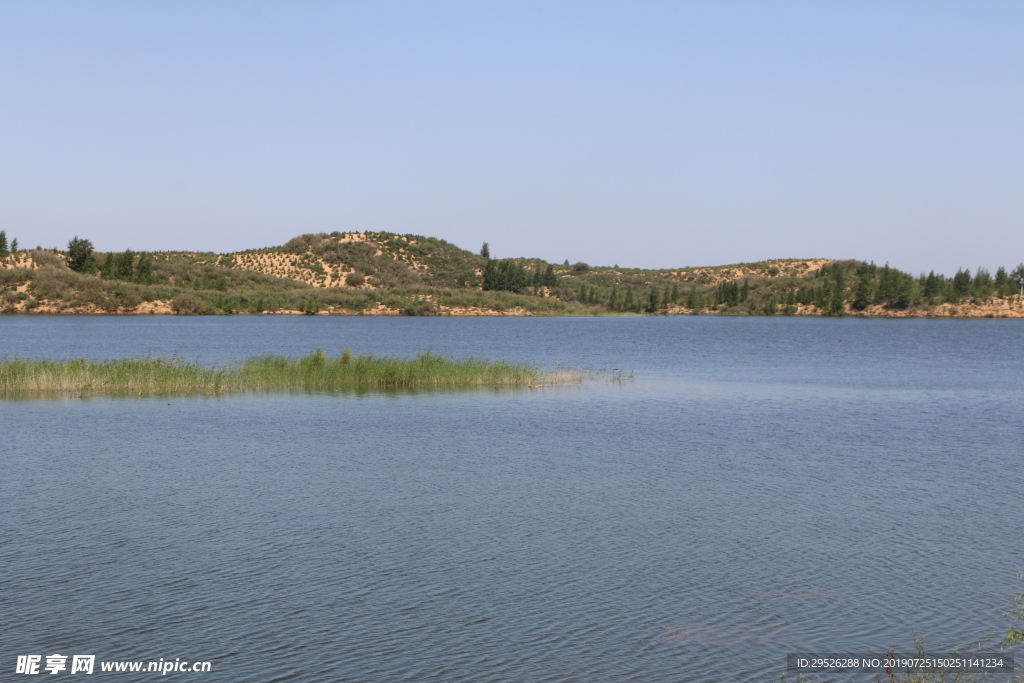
[0,350,579,398]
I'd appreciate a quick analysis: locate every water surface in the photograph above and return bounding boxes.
[2,316,1022,681]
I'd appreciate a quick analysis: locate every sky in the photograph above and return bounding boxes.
[1,1,1022,275]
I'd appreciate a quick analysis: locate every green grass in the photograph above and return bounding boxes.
[0,350,580,398]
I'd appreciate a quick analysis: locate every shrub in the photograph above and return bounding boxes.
[172,294,214,315]
[402,300,436,316]
[31,250,66,269]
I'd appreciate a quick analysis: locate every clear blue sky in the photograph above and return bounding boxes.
[2,1,1021,275]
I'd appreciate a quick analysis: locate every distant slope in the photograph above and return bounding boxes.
[230,231,480,289]
[1,232,1021,317]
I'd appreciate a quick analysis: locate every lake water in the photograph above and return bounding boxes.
[3,316,1022,682]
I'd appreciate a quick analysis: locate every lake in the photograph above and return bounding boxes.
[3,316,1022,681]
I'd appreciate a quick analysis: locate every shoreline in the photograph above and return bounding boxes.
[2,299,1022,318]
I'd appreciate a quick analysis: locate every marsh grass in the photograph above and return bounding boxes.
[0,350,579,398]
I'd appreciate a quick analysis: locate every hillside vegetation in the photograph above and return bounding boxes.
[1,230,1022,317]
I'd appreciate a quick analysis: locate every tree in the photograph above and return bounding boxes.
[10,238,18,253]
[922,271,941,300]
[716,280,739,307]
[875,265,895,304]
[0,230,8,257]
[994,266,1009,294]
[827,269,846,316]
[482,259,499,290]
[1011,264,1024,296]
[507,261,529,293]
[543,265,557,287]
[480,242,490,259]
[951,268,972,299]
[66,236,96,273]
[100,253,115,279]
[972,267,992,299]
[874,265,914,308]
[889,273,914,308]
[646,288,660,312]
[114,250,135,280]
[482,259,529,294]
[135,252,156,284]
[685,287,700,311]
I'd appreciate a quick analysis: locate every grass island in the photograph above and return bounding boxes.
[0,350,581,398]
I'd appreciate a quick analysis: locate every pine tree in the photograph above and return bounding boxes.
[482,259,531,293]
[543,264,557,288]
[0,230,8,257]
[972,267,992,299]
[875,265,895,304]
[480,242,490,259]
[994,267,1010,295]
[951,268,972,300]
[922,271,940,300]
[100,253,115,279]
[647,288,660,312]
[1011,264,1024,296]
[507,261,528,293]
[686,286,702,311]
[483,260,497,290]
[827,269,845,316]
[10,238,18,253]
[891,271,914,308]
[115,250,135,280]
[608,288,620,311]
[851,272,872,310]
[66,236,96,273]
[135,253,155,284]
[716,280,740,307]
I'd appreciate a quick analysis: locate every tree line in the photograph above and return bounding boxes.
[65,237,158,284]
[7,234,1024,316]
[481,259,558,293]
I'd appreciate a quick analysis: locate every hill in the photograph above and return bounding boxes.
[1,231,1022,318]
